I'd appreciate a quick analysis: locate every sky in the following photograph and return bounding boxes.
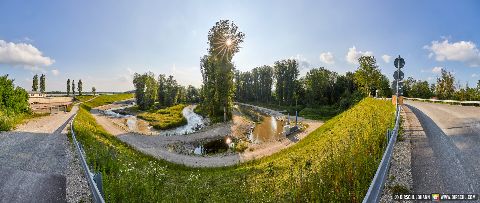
[1,0,479,92]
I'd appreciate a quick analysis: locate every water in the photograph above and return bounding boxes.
[193,138,230,155]
[102,102,138,131]
[159,105,208,136]
[248,116,286,143]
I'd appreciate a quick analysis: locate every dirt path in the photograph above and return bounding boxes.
[92,103,323,167]
[0,105,91,202]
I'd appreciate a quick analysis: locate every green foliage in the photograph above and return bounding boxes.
[410,80,434,99]
[75,95,95,103]
[354,56,382,97]
[274,59,300,106]
[435,69,455,99]
[137,104,187,130]
[40,74,46,93]
[66,79,71,96]
[0,75,30,131]
[235,65,273,103]
[77,79,83,96]
[82,94,134,110]
[73,98,395,202]
[32,74,38,91]
[200,20,244,122]
[185,85,200,103]
[133,72,157,110]
[72,80,76,96]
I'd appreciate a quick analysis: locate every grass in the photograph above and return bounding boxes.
[243,102,344,121]
[73,97,395,202]
[0,110,49,131]
[75,95,96,103]
[137,104,187,130]
[82,93,134,110]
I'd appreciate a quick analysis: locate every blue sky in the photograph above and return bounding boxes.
[1,0,479,92]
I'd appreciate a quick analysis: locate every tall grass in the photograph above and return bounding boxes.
[137,104,187,130]
[82,93,134,110]
[73,97,395,202]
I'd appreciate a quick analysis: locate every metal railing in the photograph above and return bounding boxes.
[70,114,106,203]
[362,104,401,203]
[404,97,480,106]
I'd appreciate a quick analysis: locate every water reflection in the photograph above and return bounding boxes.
[249,116,286,143]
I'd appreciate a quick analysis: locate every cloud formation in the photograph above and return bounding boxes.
[290,54,310,69]
[51,69,60,76]
[346,46,373,64]
[432,66,443,73]
[424,39,480,67]
[319,52,335,64]
[382,54,391,63]
[0,40,55,68]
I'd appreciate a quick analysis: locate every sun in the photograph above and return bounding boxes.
[225,38,232,46]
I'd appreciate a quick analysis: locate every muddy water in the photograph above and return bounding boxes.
[249,116,286,143]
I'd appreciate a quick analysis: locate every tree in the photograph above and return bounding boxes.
[66,79,71,96]
[200,20,245,121]
[0,75,29,114]
[354,56,381,97]
[304,67,335,105]
[273,59,299,105]
[377,74,392,98]
[133,72,157,110]
[410,80,433,99]
[186,85,200,103]
[77,79,83,96]
[435,69,455,99]
[157,74,167,106]
[39,74,46,93]
[72,80,75,96]
[32,74,39,92]
[92,87,96,96]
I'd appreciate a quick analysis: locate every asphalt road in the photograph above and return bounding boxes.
[0,111,75,203]
[405,100,480,195]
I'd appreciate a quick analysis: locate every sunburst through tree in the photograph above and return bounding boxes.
[208,20,245,60]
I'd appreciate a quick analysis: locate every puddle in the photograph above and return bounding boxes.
[193,137,232,155]
[248,116,287,143]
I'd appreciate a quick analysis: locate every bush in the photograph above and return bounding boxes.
[0,75,30,131]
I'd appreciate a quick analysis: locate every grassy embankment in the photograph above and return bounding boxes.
[137,104,187,130]
[81,93,134,110]
[73,97,395,202]
[244,102,343,121]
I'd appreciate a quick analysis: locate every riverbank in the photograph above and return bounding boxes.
[92,102,323,167]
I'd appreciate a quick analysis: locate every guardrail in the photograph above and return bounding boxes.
[363,104,401,203]
[70,114,106,203]
[404,97,480,106]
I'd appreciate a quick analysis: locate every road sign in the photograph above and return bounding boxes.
[392,81,404,92]
[393,70,404,80]
[394,56,405,69]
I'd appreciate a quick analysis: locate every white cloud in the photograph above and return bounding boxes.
[432,66,443,73]
[424,39,480,67]
[290,54,310,69]
[346,46,373,64]
[382,54,391,63]
[0,39,55,68]
[472,73,479,78]
[51,69,60,76]
[319,52,335,65]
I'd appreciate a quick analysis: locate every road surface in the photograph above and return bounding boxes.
[405,100,480,195]
[0,106,90,202]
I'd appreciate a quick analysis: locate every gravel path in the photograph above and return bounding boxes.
[92,104,323,167]
[405,100,480,195]
[0,106,91,202]
[380,105,414,203]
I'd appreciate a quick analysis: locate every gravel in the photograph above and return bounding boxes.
[0,105,91,202]
[380,106,414,203]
